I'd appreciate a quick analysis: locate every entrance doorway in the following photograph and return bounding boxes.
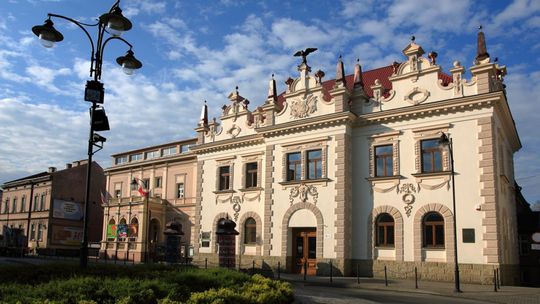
[292,228,317,275]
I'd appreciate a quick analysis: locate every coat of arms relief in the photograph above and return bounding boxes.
[290,94,317,119]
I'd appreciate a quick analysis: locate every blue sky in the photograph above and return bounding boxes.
[0,0,539,207]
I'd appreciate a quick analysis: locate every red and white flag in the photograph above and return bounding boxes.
[138,185,149,197]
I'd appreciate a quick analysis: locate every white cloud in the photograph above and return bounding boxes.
[25,65,71,94]
[271,18,333,50]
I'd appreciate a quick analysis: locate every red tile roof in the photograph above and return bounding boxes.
[276,64,452,109]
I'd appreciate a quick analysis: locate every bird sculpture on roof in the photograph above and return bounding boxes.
[294,47,318,65]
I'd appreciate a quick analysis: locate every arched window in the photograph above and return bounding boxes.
[423,212,445,248]
[375,213,395,247]
[244,217,256,244]
[118,218,127,241]
[129,218,139,241]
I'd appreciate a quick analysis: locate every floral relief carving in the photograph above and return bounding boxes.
[289,183,318,205]
[290,94,317,119]
[232,196,242,221]
[227,124,241,138]
[399,183,416,217]
[404,87,430,105]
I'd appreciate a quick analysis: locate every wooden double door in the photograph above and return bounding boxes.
[292,228,317,275]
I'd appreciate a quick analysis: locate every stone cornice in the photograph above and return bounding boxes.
[2,175,51,189]
[257,112,356,137]
[355,91,503,126]
[190,134,264,154]
[105,153,196,173]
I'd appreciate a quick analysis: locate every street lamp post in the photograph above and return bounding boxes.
[439,132,461,293]
[130,178,149,263]
[32,0,142,268]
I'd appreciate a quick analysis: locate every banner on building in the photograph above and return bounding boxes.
[128,224,138,238]
[117,224,128,238]
[51,225,82,245]
[52,199,84,220]
[107,224,117,239]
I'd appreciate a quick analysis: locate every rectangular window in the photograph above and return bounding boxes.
[307,150,322,179]
[219,166,231,190]
[142,179,150,189]
[155,177,162,188]
[3,199,8,214]
[37,224,43,241]
[287,152,302,181]
[180,144,191,153]
[130,153,143,162]
[176,183,185,198]
[421,139,443,173]
[33,195,39,211]
[145,150,160,159]
[12,198,17,213]
[30,224,36,240]
[162,146,177,156]
[245,162,258,188]
[40,194,46,211]
[375,145,393,177]
[20,196,26,213]
[115,155,128,165]
[115,189,122,198]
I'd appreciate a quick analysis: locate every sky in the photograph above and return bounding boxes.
[0,0,539,207]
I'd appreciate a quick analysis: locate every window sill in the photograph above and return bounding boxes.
[422,247,446,250]
[279,178,331,186]
[238,187,263,192]
[213,189,236,194]
[412,171,451,178]
[366,175,402,182]
[375,246,396,249]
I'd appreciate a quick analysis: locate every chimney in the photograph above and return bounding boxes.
[66,163,72,169]
[48,167,56,173]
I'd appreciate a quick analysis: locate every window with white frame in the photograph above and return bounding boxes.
[130,153,143,162]
[162,146,177,156]
[115,155,128,165]
[37,224,43,241]
[176,183,185,198]
[40,194,46,211]
[145,150,160,159]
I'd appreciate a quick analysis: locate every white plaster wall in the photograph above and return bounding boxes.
[352,108,493,264]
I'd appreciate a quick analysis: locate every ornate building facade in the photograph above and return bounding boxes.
[100,138,197,262]
[191,31,521,284]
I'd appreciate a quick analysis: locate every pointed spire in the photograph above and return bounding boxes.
[199,100,208,126]
[475,25,490,64]
[353,58,363,88]
[267,73,277,103]
[335,55,346,87]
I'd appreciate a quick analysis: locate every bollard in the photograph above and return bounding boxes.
[384,265,388,287]
[303,260,307,281]
[329,260,333,283]
[415,267,418,289]
[357,263,360,285]
[205,258,208,269]
[493,269,498,292]
[498,269,501,289]
[252,260,255,275]
[277,261,281,280]
[132,253,135,265]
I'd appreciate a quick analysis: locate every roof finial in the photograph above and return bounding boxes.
[267,73,277,103]
[335,54,346,87]
[353,58,363,88]
[199,100,208,126]
[475,25,490,64]
[411,35,416,43]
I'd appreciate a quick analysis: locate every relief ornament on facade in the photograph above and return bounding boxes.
[289,183,318,205]
[290,94,317,119]
[399,183,416,217]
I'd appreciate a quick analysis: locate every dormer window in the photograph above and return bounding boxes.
[115,155,128,165]
[145,150,160,159]
[130,153,143,162]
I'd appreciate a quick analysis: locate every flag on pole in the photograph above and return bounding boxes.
[138,185,148,197]
[100,191,108,205]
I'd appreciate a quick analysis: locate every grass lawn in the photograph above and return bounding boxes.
[0,263,293,304]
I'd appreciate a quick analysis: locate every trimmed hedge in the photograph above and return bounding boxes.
[0,264,293,304]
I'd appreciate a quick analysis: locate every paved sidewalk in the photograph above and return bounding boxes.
[281,273,540,304]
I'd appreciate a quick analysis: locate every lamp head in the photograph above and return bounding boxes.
[92,133,107,143]
[116,50,142,75]
[439,132,450,147]
[32,19,64,48]
[99,7,132,37]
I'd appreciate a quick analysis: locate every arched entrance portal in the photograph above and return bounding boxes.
[288,208,318,275]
